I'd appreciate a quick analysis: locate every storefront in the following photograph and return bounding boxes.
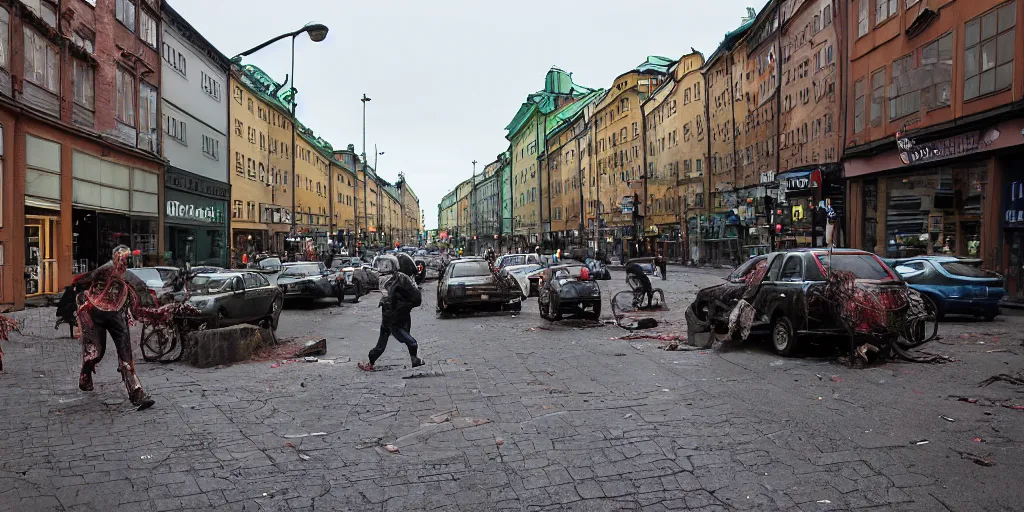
[1002,161,1024,303]
[846,119,1024,275]
[163,169,229,268]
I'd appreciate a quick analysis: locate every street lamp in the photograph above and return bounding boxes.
[232,22,330,245]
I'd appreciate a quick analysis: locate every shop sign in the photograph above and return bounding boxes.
[897,128,1000,166]
[1006,180,1024,228]
[783,169,822,191]
[166,200,224,223]
[759,171,776,184]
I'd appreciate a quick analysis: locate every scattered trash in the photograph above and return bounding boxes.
[973,437,983,443]
[613,353,627,356]
[283,432,327,439]
[292,338,327,358]
[384,444,399,453]
[623,413,634,419]
[451,417,490,429]
[817,397,823,400]
[816,500,832,504]
[940,416,955,423]
[913,440,929,445]
[985,349,1011,353]
[815,374,823,380]
[957,451,994,466]
[979,372,1024,387]
[769,359,784,367]
[58,397,85,404]
[957,397,979,404]
[303,356,318,363]
[140,455,152,460]
[662,388,670,392]
[357,437,383,449]
[298,453,311,461]
[495,438,504,446]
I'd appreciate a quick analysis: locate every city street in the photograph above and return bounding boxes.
[1,267,1023,511]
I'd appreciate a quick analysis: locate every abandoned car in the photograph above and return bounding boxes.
[437,259,522,316]
[884,256,1005,320]
[688,249,935,357]
[537,264,601,321]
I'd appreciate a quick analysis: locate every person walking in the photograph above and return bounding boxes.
[358,257,425,371]
[656,252,667,280]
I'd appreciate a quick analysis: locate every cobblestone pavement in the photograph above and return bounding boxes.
[2,266,1023,511]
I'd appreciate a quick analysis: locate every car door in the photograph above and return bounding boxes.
[242,272,270,320]
[752,254,786,316]
[226,275,247,319]
[775,255,808,330]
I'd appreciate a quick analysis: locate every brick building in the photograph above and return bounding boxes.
[1,0,165,311]
[842,0,1024,302]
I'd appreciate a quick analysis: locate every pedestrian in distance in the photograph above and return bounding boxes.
[358,257,425,371]
[656,252,667,280]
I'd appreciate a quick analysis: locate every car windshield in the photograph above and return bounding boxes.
[188,275,234,295]
[451,261,492,277]
[282,264,322,276]
[941,261,995,278]
[257,258,282,268]
[816,254,890,279]
[129,268,170,285]
[729,257,765,282]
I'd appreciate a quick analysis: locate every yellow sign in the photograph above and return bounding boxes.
[791,205,805,221]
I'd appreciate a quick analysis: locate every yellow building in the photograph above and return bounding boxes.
[228,66,294,263]
[642,51,706,260]
[590,57,671,258]
[293,126,333,253]
[396,175,421,246]
[543,90,601,245]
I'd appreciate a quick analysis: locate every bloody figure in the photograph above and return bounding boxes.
[358,258,425,371]
[625,261,654,308]
[75,245,157,410]
[0,315,20,372]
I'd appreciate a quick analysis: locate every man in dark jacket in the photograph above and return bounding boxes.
[625,261,654,308]
[358,258,425,371]
[655,253,668,280]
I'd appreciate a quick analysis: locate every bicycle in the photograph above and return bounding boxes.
[139,269,202,364]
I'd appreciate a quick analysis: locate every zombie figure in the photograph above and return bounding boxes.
[75,245,157,410]
[0,315,20,372]
[358,258,425,371]
[625,261,654,308]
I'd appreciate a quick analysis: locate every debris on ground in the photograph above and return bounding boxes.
[913,440,929,445]
[384,444,399,454]
[978,372,1024,387]
[282,432,327,439]
[293,338,327,358]
[940,415,955,422]
[957,451,995,467]
[495,438,504,446]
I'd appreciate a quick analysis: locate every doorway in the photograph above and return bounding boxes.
[25,215,59,296]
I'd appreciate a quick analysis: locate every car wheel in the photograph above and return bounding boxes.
[983,311,998,321]
[214,309,226,329]
[549,297,562,321]
[771,316,798,356]
[591,300,602,320]
[351,282,361,303]
[506,299,522,313]
[538,297,549,320]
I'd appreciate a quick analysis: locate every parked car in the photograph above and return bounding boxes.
[584,258,612,280]
[689,249,922,356]
[276,262,336,301]
[885,256,1005,320]
[412,255,429,284]
[249,256,283,272]
[186,271,284,329]
[436,259,522,316]
[537,264,602,320]
[625,257,661,278]
[330,256,378,302]
[127,266,180,304]
[504,263,544,298]
[495,253,542,269]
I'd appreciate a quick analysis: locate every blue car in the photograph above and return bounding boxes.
[885,256,1005,320]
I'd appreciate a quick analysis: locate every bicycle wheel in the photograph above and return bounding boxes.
[159,327,185,364]
[140,326,171,362]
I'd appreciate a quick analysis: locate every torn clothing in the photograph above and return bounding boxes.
[79,309,152,406]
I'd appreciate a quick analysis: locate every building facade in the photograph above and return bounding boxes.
[293,125,333,255]
[1,0,166,310]
[843,0,1024,302]
[160,2,229,268]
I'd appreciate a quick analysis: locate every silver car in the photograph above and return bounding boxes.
[186,271,284,329]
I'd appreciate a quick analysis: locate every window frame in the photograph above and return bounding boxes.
[115,66,136,126]
[73,59,95,110]
[23,27,59,93]
[857,0,870,38]
[854,78,866,133]
[869,68,885,127]
[139,8,158,49]
[115,0,137,33]
[920,31,953,110]
[963,0,1016,102]
[875,0,898,26]
[0,8,9,70]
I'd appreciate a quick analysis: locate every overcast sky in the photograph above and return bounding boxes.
[170,0,761,229]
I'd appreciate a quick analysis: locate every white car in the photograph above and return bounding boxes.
[495,253,541,269]
[503,263,545,298]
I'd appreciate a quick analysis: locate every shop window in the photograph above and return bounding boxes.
[23,28,58,93]
[964,1,1016,101]
[116,0,136,32]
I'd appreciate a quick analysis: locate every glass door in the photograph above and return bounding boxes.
[25,215,59,296]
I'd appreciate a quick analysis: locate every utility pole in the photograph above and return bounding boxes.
[471,159,477,254]
[360,94,370,249]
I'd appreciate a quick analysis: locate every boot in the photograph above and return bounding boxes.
[118,361,154,410]
[79,365,94,391]
[409,346,424,368]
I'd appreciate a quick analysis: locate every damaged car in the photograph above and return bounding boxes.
[688,249,937,359]
[437,258,522,316]
[537,264,601,320]
[885,256,1005,321]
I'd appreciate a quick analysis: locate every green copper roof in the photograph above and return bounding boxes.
[705,8,758,67]
[505,67,595,139]
[545,89,604,139]
[236,63,295,113]
[634,56,675,74]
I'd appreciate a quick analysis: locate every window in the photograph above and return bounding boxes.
[854,78,866,133]
[163,114,186,145]
[22,0,56,28]
[23,29,58,93]
[921,33,953,108]
[889,54,920,120]
[72,60,95,110]
[780,257,804,281]
[876,0,897,23]
[162,43,187,77]
[201,71,221,101]
[115,67,135,124]
[0,9,8,70]
[202,135,219,160]
[858,0,869,37]
[823,4,832,26]
[870,69,884,126]
[964,1,1016,101]
[138,81,157,150]
[116,0,136,32]
[620,97,629,111]
[139,9,157,48]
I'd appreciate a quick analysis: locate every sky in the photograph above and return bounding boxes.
[170,0,761,229]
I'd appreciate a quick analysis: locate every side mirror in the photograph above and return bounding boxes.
[233,289,245,296]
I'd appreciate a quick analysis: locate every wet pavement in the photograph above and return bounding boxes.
[1,266,1023,511]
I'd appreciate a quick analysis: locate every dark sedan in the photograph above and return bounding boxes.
[330,256,378,302]
[538,264,602,320]
[276,262,336,301]
[886,256,1005,320]
[436,259,522,316]
[186,271,284,329]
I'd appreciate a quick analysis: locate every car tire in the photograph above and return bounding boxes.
[213,309,226,329]
[549,297,562,321]
[506,299,522,313]
[771,316,798,356]
[983,311,998,321]
[270,297,283,330]
[539,297,549,320]
[591,300,602,320]
[351,282,361,303]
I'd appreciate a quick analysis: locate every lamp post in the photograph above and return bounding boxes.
[360,94,371,247]
[232,22,329,246]
[471,159,477,254]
